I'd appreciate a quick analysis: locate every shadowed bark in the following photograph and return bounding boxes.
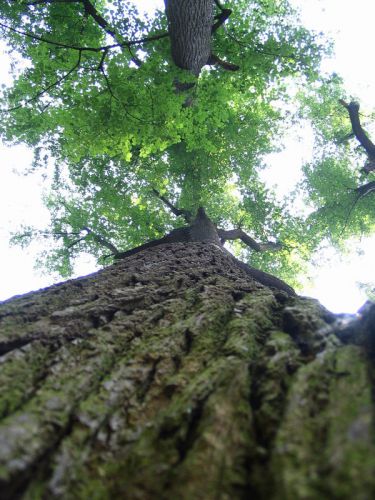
[114,207,295,295]
[0,242,375,499]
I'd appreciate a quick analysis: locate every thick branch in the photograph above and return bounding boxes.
[114,227,190,260]
[212,2,232,33]
[355,180,375,198]
[233,258,295,295]
[114,207,295,295]
[207,53,239,71]
[340,100,375,157]
[81,0,116,39]
[217,228,281,252]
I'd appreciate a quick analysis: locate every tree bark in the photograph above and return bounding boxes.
[0,242,374,499]
[165,0,214,75]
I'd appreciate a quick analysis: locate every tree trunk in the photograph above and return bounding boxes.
[0,242,374,499]
[165,0,214,75]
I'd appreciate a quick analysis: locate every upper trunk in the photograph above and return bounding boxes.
[165,0,214,75]
[0,242,374,499]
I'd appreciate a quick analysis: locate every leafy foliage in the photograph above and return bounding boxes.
[296,76,375,249]
[2,0,373,286]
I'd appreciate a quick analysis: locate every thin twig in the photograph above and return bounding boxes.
[225,27,296,61]
[2,51,82,112]
[0,21,168,53]
[99,66,154,124]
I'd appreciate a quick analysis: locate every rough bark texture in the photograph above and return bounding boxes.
[114,208,295,296]
[0,242,374,499]
[165,0,214,75]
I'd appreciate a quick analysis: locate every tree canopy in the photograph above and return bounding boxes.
[0,0,374,289]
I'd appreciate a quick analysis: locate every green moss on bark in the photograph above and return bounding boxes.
[0,243,374,499]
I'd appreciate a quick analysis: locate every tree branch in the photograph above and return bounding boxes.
[207,53,239,71]
[114,227,190,260]
[339,99,375,158]
[25,0,147,53]
[225,28,296,61]
[81,0,117,39]
[152,188,193,222]
[212,1,232,33]
[217,228,281,252]
[2,51,82,112]
[339,180,375,233]
[355,180,375,198]
[0,21,100,52]
[25,0,136,52]
[0,21,168,54]
[66,234,87,249]
[99,66,153,124]
[26,0,79,5]
[83,227,119,255]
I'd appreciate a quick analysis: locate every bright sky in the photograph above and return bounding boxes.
[0,0,374,313]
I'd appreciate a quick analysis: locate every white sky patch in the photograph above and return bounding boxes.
[260,121,315,202]
[290,0,375,108]
[0,143,53,299]
[302,237,375,313]
[0,0,374,312]
[0,142,98,300]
